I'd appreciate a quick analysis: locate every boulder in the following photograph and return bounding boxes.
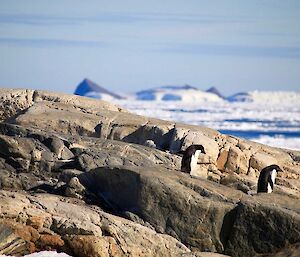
[0,222,31,255]
[33,90,125,113]
[224,146,251,174]
[0,190,190,257]
[79,166,239,252]
[0,89,34,122]
[249,152,278,171]
[78,165,300,256]
[225,197,300,257]
[216,149,229,172]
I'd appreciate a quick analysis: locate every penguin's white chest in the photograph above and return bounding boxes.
[267,169,277,193]
[190,150,201,172]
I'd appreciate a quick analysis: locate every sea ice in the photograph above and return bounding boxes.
[114,99,300,151]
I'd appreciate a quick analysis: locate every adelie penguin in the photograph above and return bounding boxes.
[257,164,283,193]
[180,144,206,173]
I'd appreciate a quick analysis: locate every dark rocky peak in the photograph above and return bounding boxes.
[206,86,225,99]
[74,78,124,99]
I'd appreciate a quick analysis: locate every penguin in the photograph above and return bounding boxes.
[257,164,283,193]
[180,144,206,173]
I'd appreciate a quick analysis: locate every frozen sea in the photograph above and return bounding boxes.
[114,100,300,151]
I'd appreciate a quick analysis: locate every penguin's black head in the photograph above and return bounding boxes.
[195,145,206,154]
[184,144,206,155]
[268,164,283,172]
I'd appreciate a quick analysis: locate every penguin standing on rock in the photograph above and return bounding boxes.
[257,164,283,193]
[180,145,206,173]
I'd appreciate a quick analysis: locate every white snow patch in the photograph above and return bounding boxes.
[84,91,115,101]
[0,251,72,257]
[136,86,223,102]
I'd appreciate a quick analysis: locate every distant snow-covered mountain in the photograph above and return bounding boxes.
[227,91,300,103]
[136,85,223,102]
[74,78,124,100]
[73,79,299,105]
[205,86,225,99]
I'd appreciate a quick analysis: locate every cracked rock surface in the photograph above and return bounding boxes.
[0,88,299,257]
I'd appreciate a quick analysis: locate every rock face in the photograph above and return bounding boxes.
[0,88,299,257]
[0,191,189,257]
[78,166,300,256]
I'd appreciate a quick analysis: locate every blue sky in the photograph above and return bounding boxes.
[0,0,300,96]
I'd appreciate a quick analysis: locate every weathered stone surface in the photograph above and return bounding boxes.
[169,126,188,152]
[216,149,228,172]
[225,197,300,257]
[0,89,300,257]
[79,166,237,253]
[77,165,300,256]
[266,242,300,257]
[0,88,125,119]
[33,90,125,113]
[0,135,32,159]
[190,164,209,179]
[220,173,252,194]
[0,89,34,122]
[0,190,190,257]
[249,152,278,171]
[0,222,30,255]
[14,102,103,137]
[181,132,219,163]
[5,88,298,185]
[225,146,247,174]
[65,235,123,257]
[0,123,181,195]
[65,177,85,199]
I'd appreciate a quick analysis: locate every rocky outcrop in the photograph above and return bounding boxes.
[77,166,300,256]
[0,88,299,257]
[2,89,299,181]
[0,191,189,256]
[225,198,300,256]
[0,123,180,194]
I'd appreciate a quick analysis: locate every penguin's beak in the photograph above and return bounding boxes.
[202,149,206,154]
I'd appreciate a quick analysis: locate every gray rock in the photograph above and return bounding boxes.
[0,190,190,257]
[0,89,34,122]
[43,137,65,156]
[79,166,237,252]
[0,223,30,255]
[225,199,300,257]
[65,177,86,199]
[60,146,74,160]
[266,242,300,257]
[0,135,31,159]
[78,165,300,256]
[7,157,30,171]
